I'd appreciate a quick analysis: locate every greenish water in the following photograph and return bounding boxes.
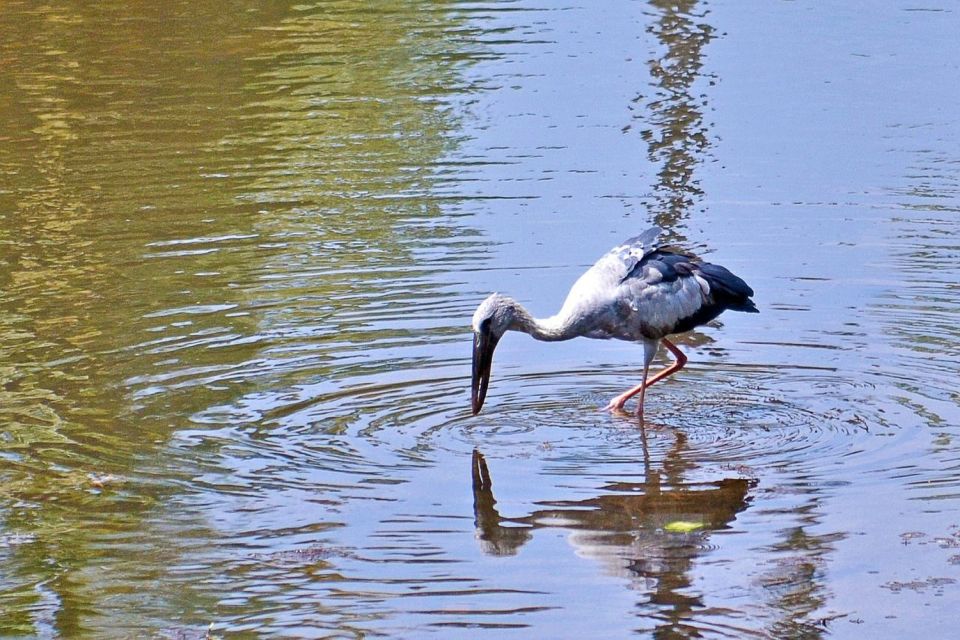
[1,1,959,638]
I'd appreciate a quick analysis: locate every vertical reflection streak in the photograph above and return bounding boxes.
[634,1,715,236]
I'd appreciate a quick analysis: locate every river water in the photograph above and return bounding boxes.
[1,1,958,638]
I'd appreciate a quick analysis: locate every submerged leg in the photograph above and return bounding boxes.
[636,362,650,420]
[604,338,688,414]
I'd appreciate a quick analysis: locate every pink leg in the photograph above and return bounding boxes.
[604,338,688,415]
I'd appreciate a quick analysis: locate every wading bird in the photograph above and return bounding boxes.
[470,227,757,419]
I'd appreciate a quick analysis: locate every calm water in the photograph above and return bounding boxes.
[1,1,959,638]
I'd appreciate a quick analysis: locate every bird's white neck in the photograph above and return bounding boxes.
[508,302,576,342]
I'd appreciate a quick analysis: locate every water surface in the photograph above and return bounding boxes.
[1,1,959,638]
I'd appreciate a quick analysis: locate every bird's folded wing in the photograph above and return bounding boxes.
[597,226,664,284]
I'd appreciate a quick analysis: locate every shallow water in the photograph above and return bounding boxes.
[1,1,959,638]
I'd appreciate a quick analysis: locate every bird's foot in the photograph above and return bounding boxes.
[602,396,629,413]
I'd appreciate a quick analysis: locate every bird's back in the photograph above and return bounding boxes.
[557,229,757,341]
[551,228,664,337]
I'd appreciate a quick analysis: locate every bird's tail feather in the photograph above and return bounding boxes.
[698,263,758,312]
[726,299,759,313]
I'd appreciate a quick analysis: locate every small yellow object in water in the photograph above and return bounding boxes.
[664,520,704,533]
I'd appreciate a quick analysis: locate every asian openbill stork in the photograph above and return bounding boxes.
[470,227,757,419]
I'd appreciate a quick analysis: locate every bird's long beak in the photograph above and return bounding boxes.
[471,330,498,415]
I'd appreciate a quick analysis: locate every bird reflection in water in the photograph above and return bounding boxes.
[471,427,754,631]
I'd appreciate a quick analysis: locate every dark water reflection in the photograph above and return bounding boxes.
[636,0,716,231]
[472,446,755,635]
[1,0,959,638]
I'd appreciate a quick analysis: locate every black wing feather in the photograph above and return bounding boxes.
[697,262,758,313]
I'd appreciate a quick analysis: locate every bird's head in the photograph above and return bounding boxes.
[471,293,517,415]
